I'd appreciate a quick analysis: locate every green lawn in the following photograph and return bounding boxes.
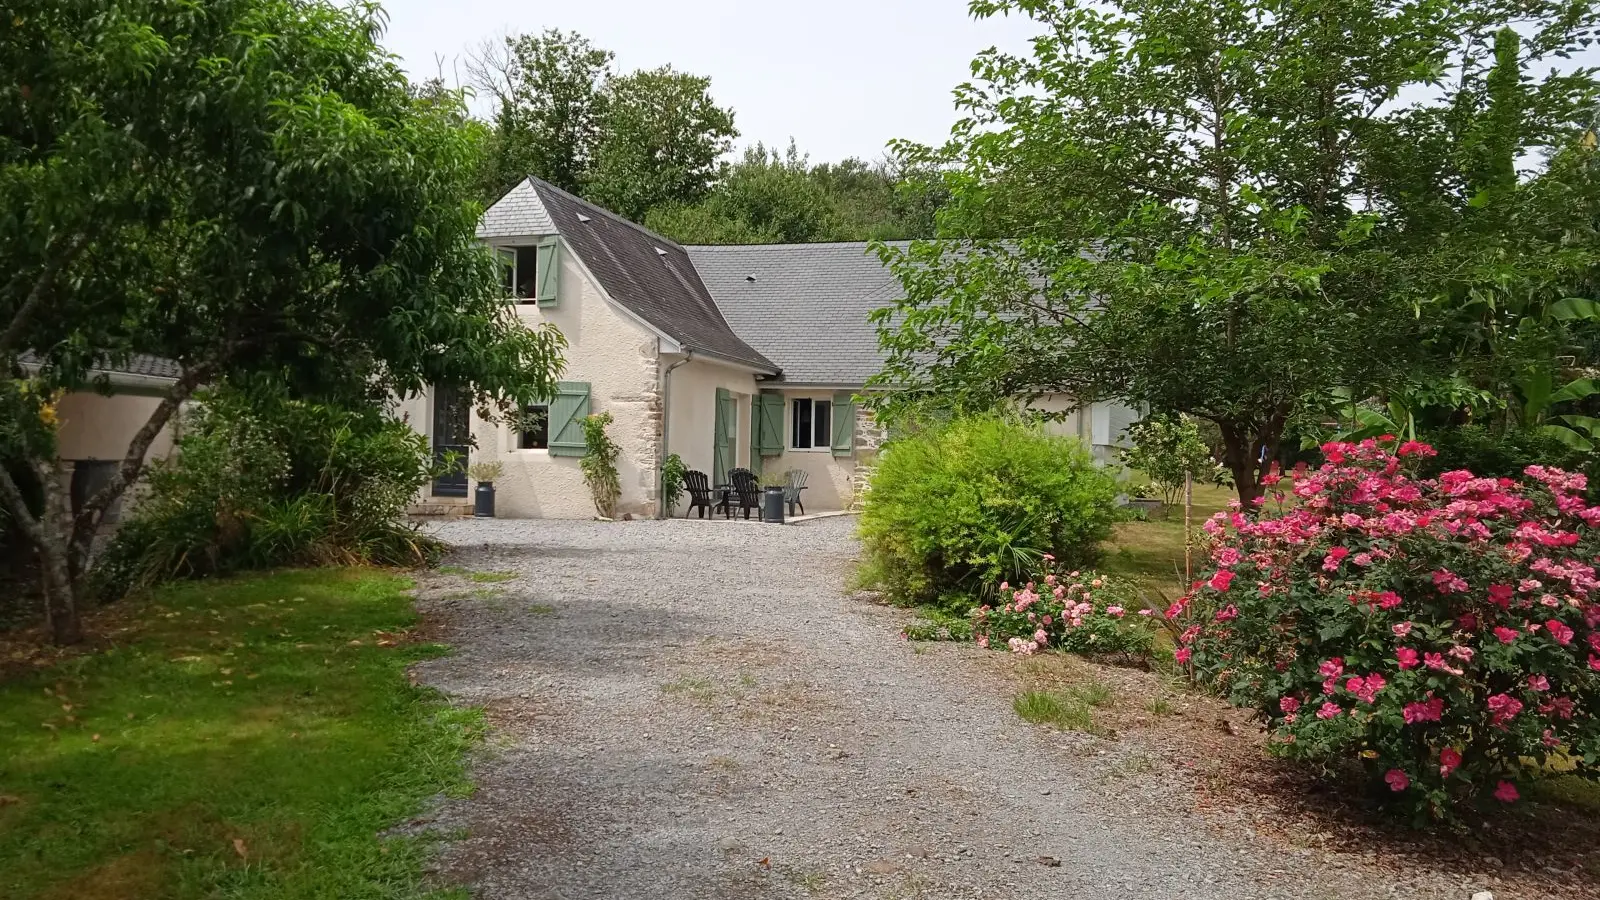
[1102,482,1235,601]
[0,570,479,900]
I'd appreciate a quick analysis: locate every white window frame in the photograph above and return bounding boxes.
[789,396,834,452]
[496,245,542,303]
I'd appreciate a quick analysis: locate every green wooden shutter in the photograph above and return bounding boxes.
[831,391,855,457]
[757,391,784,457]
[712,388,734,485]
[536,240,560,307]
[748,400,763,479]
[548,381,590,456]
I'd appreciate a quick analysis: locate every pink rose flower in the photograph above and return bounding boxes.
[1494,781,1520,803]
[1486,693,1523,728]
[1395,647,1420,670]
[1384,769,1410,792]
[1391,622,1412,638]
[1316,701,1341,720]
[1403,696,1444,724]
[1034,629,1049,645]
[976,636,989,649]
[1546,619,1575,645]
[1318,658,1344,679]
[1209,569,1236,592]
[1174,648,1192,665]
[1494,626,1519,644]
[1438,747,1461,778]
[1106,606,1125,618]
[1528,674,1550,692]
[1279,696,1301,714]
[1214,604,1239,623]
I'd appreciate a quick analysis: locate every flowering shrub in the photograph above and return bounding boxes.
[971,563,1156,659]
[1177,438,1600,818]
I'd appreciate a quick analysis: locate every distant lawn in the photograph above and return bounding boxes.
[1102,482,1235,601]
[0,569,479,900]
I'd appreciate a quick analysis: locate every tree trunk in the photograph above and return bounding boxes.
[1218,421,1265,508]
[35,461,82,645]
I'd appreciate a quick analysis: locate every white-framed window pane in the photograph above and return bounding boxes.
[813,400,832,448]
[498,248,516,298]
[792,398,813,449]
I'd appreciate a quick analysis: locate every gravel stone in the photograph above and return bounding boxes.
[409,517,1465,899]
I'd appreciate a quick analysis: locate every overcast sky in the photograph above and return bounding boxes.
[376,0,1041,164]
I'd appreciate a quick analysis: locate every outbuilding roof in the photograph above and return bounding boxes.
[686,242,907,386]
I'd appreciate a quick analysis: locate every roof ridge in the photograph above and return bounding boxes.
[524,176,688,252]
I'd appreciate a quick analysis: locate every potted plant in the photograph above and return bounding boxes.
[759,470,788,523]
[467,460,505,518]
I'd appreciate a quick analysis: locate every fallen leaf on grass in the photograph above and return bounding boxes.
[233,838,248,860]
[0,795,21,806]
[757,857,770,869]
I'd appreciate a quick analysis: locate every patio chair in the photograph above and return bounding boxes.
[683,470,715,519]
[783,469,808,516]
[728,468,762,520]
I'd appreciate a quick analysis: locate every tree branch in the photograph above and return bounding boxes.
[0,462,48,548]
[69,359,219,552]
[0,233,91,356]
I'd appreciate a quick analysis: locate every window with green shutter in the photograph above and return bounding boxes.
[535,239,560,307]
[547,381,590,456]
[712,388,736,485]
[831,391,856,457]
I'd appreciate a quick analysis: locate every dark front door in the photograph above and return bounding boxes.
[432,386,471,498]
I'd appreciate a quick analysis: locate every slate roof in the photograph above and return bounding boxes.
[686,242,907,386]
[19,351,180,381]
[477,179,557,238]
[521,177,777,373]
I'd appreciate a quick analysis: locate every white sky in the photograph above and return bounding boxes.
[376,0,1042,164]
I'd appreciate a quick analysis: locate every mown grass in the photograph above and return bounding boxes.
[0,569,480,900]
[1102,482,1234,599]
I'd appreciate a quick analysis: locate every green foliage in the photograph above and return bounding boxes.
[579,412,621,518]
[1418,425,1594,485]
[586,66,739,221]
[858,416,1120,610]
[0,569,482,900]
[1,0,566,641]
[1120,414,1217,510]
[871,0,1600,506]
[466,460,505,484]
[92,388,442,599]
[644,142,945,244]
[660,452,688,517]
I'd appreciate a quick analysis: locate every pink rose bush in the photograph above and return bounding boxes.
[1176,439,1600,818]
[972,568,1155,658]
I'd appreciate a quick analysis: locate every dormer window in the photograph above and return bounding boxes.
[496,239,561,306]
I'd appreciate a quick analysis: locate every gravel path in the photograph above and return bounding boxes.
[409,517,1467,900]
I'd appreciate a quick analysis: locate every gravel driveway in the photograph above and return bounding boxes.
[410,517,1458,900]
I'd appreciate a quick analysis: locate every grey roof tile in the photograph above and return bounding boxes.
[525,178,777,373]
[478,179,556,238]
[686,242,907,385]
[19,351,180,380]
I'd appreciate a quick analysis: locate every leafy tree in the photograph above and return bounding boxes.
[468,29,614,200]
[870,0,1600,505]
[1120,414,1216,511]
[1,0,565,644]
[645,143,948,245]
[586,66,739,221]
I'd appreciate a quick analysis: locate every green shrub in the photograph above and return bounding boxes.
[1418,425,1595,486]
[92,388,441,599]
[858,415,1120,610]
[660,453,688,516]
[580,412,621,518]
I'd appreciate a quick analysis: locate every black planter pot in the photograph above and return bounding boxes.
[762,486,786,524]
[474,482,497,518]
